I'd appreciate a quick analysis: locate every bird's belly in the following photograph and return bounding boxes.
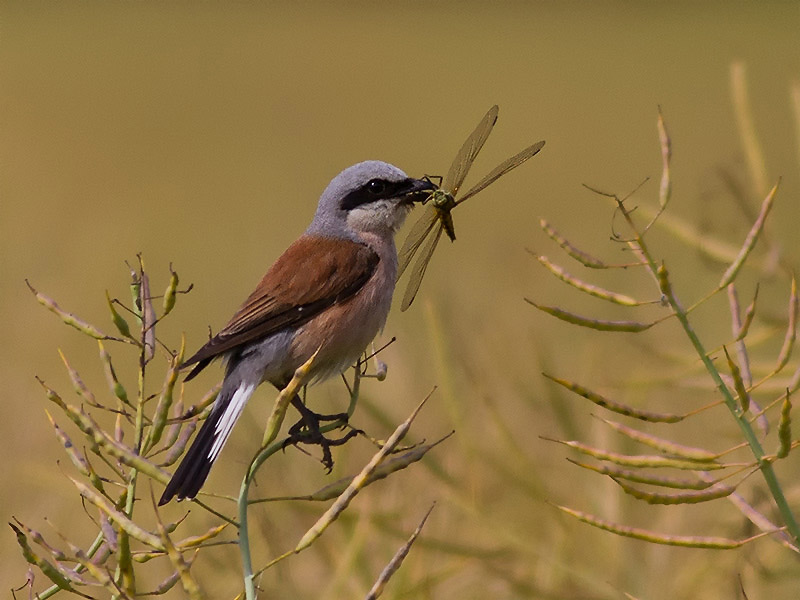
[288,278,393,384]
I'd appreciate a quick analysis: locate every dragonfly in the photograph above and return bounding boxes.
[397,105,545,311]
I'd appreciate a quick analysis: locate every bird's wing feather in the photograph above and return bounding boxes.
[182,236,379,378]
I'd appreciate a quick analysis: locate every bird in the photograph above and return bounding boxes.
[158,160,435,505]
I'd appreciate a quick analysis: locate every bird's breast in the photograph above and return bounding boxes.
[288,238,397,383]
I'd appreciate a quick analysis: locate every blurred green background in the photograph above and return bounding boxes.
[3,2,800,598]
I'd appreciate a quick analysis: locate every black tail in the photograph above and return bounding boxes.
[158,407,223,505]
[159,377,257,505]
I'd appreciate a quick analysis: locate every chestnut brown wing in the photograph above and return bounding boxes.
[182,236,379,380]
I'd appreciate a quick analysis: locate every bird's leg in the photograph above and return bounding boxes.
[288,395,349,431]
[286,395,357,471]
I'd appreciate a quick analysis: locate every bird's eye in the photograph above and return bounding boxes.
[366,179,386,195]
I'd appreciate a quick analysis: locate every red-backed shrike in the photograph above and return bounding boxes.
[159,161,434,505]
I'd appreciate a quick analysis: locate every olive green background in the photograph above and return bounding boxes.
[2,2,800,598]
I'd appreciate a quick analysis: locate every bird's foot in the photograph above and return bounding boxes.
[286,402,357,471]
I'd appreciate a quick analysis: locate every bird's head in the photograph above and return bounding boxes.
[308,160,435,238]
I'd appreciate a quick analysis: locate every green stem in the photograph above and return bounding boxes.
[238,365,363,599]
[660,269,800,545]
[114,352,146,598]
[619,201,800,547]
[239,442,284,599]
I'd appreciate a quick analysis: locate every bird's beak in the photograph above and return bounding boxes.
[399,177,437,204]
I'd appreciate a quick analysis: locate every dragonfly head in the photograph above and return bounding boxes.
[431,189,456,210]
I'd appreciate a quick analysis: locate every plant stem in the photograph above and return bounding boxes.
[239,442,283,599]
[618,199,800,547]
[238,365,363,598]
[659,267,800,545]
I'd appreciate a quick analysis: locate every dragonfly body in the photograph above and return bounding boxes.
[429,189,458,241]
[397,105,545,310]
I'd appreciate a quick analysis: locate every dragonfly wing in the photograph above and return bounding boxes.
[443,105,500,197]
[458,140,545,204]
[398,206,438,279]
[400,224,444,312]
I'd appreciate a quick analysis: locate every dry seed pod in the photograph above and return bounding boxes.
[525,300,655,332]
[548,438,736,470]
[539,219,609,268]
[723,346,751,413]
[536,255,643,306]
[543,374,685,423]
[27,280,108,340]
[777,390,792,459]
[657,107,672,210]
[599,417,721,462]
[612,477,735,505]
[718,181,779,289]
[554,504,767,549]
